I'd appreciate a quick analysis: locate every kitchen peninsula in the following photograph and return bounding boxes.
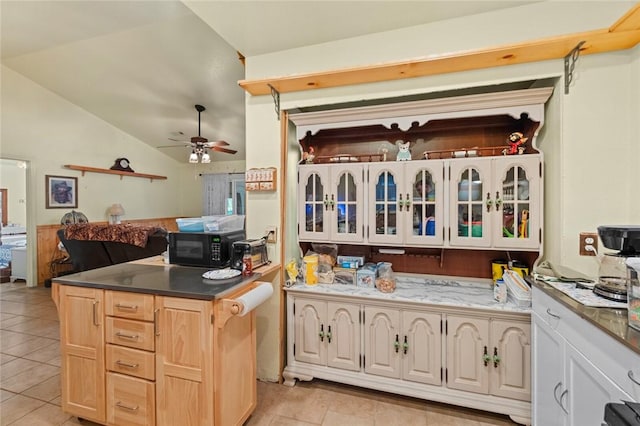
[51,260,278,426]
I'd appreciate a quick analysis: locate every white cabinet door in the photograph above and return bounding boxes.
[403,161,445,246]
[298,165,330,241]
[329,164,365,243]
[293,298,327,366]
[490,319,531,401]
[492,155,541,250]
[565,344,632,426]
[401,310,442,385]
[532,313,567,426]
[326,302,360,372]
[446,315,489,394]
[363,306,401,379]
[448,158,493,248]
[367,163,405,245]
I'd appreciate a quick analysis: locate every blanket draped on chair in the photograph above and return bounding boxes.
[64,224,165,248]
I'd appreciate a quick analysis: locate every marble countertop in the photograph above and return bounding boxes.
[52,262,262,300]
[286,274,530,314]
[531,279,640,355]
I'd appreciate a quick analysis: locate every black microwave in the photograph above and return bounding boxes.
[168,230,246,268]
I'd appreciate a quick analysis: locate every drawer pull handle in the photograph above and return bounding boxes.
[154,308,160,337]
[116,402,139,412]
[115,360,139,369]
[546,308,561,319]
[115,332,139,340]
[628,370,640,386]
[115,303,138,310]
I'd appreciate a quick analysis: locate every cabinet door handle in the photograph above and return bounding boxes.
[546,308,561,319]
[405,193,411,209]
[154,308,160,336]
[319,324,324,342]
[628,370,640,385]
[326,325,332,343]
[92,300,100,326]
[324,194,329,211]
[115,332,139,340]
[115,303,138,311]
[553,382,565,411]
[486,192,493,212]
[398,194,404,212]
[493,347,500,368]
[115,360,139,369]
[394,334,400,353]
[559,389,569,414]
[495,191,502,211]
[116,402,139,412]
[482,345,490,366]
[403,335,408,355]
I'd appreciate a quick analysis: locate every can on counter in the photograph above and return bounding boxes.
[303,254,319,286]
[511,261,530,278]
[491,259,508,284]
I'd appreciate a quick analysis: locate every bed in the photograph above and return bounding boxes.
[0,234,27,281]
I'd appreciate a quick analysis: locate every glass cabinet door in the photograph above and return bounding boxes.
[405,161,444,246]
[368,164,403,245]
[449,158,492,247]
[298,165,330,241]
[493,156,541,249]
[330,164,364,243]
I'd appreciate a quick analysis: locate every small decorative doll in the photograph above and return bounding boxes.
[396,141,412,161]
[502,132,528,155]
[302,147,315,164]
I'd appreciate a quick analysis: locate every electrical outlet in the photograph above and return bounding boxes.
[579,232,598,256]
[265,226,277,243]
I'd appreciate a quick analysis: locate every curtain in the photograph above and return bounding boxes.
[201,173,245,215]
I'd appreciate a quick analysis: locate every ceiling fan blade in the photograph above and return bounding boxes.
[158,144,188,148]
[203,140,229,147]
[168,137,189,142]
[211,146,237,154]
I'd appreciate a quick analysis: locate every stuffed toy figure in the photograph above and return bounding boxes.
[396,141,412,161]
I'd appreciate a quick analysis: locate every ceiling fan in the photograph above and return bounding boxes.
[158,104,237,162]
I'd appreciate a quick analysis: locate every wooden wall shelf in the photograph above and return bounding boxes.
[64,165,167,182]
[238,4,640,96]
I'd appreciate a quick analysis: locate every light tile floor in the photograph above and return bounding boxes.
[1,281,518,425]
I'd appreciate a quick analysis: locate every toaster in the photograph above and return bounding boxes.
[231,239,269,271]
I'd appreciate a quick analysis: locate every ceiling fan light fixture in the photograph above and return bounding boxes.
[201,151,211,163]
[189,151,199,163]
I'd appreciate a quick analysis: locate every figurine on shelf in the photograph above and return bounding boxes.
[502,132,528,155]
[396,140,412,161]
[378,144,389,162]
[302,147,315,164]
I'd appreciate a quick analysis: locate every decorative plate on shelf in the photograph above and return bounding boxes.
[202,269,241,280]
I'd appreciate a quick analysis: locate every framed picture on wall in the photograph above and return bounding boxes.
[46,175,78,209]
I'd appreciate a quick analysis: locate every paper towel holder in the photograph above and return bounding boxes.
[217,281,270,328]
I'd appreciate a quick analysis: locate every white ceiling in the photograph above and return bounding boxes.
[1,0,542,163]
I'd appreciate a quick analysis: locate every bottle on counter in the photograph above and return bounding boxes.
[242,247,253,276]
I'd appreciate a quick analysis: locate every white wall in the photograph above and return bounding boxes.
[0,159,27,227]
[243,3,639,380]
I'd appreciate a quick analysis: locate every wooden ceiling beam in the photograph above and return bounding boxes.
[238,5,640,97]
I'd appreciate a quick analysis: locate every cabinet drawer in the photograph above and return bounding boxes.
[106,344,155,381]
[106,291,155,321]
[107,373,155,426]
[106,317,155,351]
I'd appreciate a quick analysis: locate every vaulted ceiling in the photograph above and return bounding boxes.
[1,0,604,163]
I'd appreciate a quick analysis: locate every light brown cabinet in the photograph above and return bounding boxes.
[53,283,258,426]
[58,285,106,423]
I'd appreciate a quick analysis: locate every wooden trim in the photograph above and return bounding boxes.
[64,165,167,181]
[278,109,288,383]
[0,188,7,226]
[239,23,640,96]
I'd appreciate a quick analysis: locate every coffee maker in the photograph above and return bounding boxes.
[592,225,640,302]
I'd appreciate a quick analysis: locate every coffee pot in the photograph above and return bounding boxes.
[593,225,640,302]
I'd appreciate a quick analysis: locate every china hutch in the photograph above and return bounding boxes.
[286,86,553,425]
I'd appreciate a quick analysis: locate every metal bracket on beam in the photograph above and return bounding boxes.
[564,41,585,95]
[268,84,280,120]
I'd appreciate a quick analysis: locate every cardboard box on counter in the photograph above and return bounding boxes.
[356,263,377,288]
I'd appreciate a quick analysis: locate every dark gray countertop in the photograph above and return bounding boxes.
[52,262,261,300]
[532,279,640,355]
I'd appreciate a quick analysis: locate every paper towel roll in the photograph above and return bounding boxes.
[235,282,273,316]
